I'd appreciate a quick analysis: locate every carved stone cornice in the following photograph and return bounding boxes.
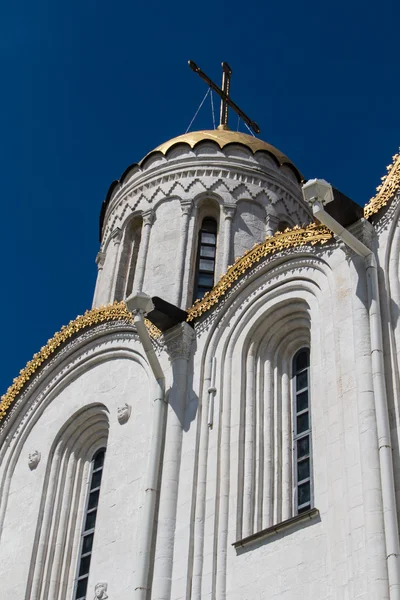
[101,163,309,248]
[163,322,195,362]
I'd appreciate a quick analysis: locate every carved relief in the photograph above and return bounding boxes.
[117,403,131,424]
[94,582,108,599]
[28,450,41,470]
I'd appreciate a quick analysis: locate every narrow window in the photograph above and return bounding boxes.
[74,448,106,600]
[292,349,312,515]
[194,217,217,301]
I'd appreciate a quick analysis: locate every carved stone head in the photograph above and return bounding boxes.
[28,450,41,470]
[117,403,131,425]
[94,582,108,599]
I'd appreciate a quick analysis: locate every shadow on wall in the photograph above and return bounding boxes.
[165,335,198,433]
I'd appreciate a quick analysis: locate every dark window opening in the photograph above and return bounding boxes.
[74,448,106,600]
[193,217,217,301]
[293,348,312,515]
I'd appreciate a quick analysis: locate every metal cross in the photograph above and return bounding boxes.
[188,60,260,134]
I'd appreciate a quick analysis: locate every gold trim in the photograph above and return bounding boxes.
[0,303,162,422]
[143,130,303,180]
[364,151,400,218]
[186,222,332,321]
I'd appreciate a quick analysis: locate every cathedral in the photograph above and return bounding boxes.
[2,63,400,600]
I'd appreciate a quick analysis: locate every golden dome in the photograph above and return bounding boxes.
[144,129,302,181]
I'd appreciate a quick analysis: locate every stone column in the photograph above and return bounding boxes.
[92,251,106,307]
[221,204,236,274]
[281,357,292,521]
[134,209,154,294]
[152,322,195,600]
[350,256,388,598]
[243,346,256,537]
[175,201,192,307]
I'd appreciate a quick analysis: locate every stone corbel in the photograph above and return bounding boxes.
[95,251,106,270]
[164,322,195,362]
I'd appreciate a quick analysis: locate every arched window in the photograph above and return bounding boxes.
[74,448,106,600]
[194,217,217,301]
[292,348,313,514]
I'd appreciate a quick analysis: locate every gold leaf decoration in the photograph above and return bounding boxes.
[186,222,332,321]
[0,302,161,423]
[364,151,400,218]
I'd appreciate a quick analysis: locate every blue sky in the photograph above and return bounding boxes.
[1,0,399,394]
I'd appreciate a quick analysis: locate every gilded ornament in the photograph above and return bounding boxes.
[0,302,162,423]
[364,151,400,218]
[186,222,332,321]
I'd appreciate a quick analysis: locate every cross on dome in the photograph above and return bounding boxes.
[188,60,260,134]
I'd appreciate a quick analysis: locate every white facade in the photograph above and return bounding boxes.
[1,129,400,599]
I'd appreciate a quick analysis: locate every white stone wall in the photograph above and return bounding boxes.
[0,170,400,600]
[0,329,157,600]
[232,200,266,261]
[172,245,377,600]
[4,197,400,599]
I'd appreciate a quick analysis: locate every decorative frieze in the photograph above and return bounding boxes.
[101,164,307,248]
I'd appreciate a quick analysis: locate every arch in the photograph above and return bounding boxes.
[25,404,110,600]
[188,254,335,600]
[0,335,149,554]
